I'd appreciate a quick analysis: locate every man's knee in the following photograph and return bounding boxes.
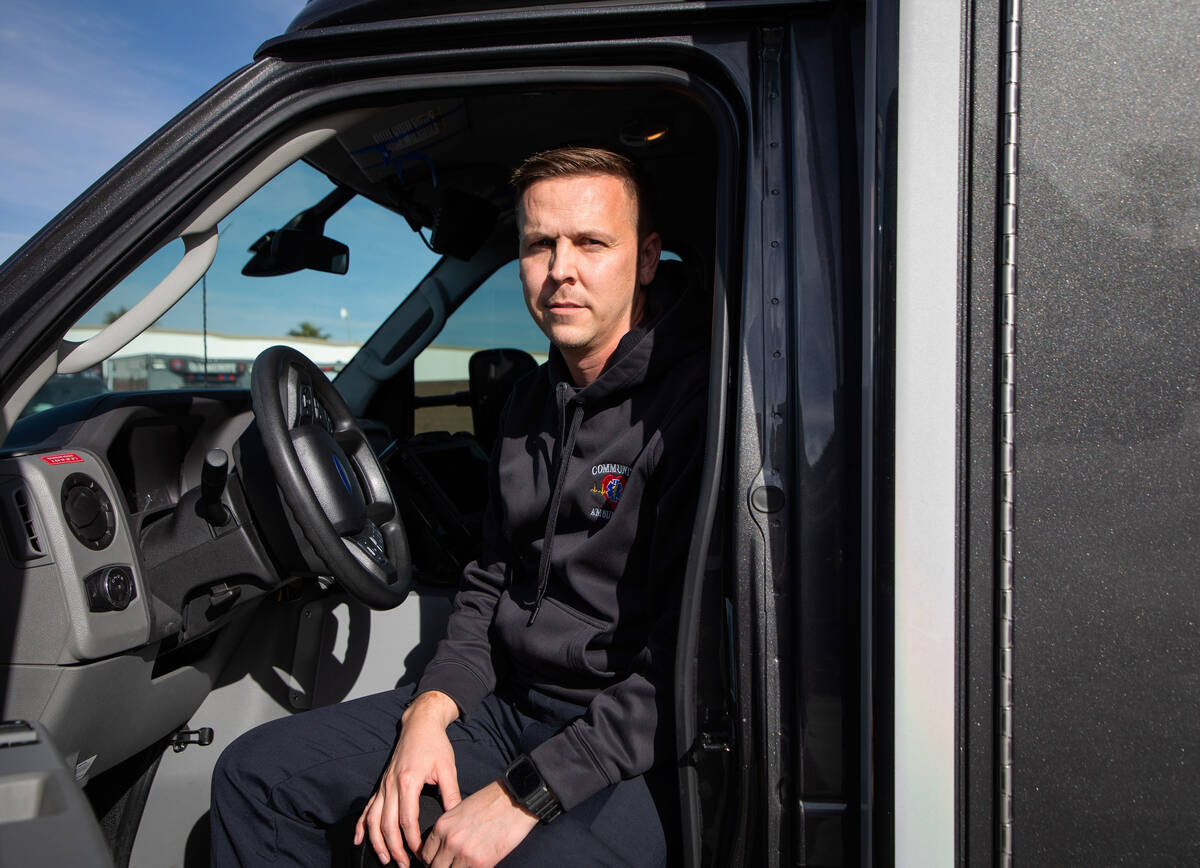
[211,716,287,809]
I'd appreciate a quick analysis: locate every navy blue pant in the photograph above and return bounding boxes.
[210,684,672,866]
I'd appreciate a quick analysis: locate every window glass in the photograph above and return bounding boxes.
[436,260,546,353]
[20,161,439,417]
[413,260,548,435]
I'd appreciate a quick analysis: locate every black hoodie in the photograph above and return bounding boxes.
[416,271,708,811]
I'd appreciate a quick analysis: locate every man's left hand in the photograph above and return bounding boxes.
[419,780,539,868]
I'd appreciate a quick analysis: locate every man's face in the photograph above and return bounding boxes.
[518,173,660,372]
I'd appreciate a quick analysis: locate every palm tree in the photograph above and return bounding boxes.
[287,321,329,340]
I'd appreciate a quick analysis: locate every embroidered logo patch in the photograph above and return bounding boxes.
[600,474,625,506]
[589,462,630,520]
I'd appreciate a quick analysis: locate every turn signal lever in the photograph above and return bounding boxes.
[199,449,230,526]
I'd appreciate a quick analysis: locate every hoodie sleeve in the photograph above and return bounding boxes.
[415,432,510,719]
[529,401,705,810]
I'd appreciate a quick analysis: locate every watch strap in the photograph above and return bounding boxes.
[503,755,562,823]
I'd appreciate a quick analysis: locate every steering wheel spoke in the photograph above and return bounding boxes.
[364,499,396,526]
[344,520,393,575]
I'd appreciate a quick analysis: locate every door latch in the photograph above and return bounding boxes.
[699,721,736,752]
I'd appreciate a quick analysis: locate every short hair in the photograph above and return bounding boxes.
[510,146,654,237]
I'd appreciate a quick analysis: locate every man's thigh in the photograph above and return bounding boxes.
[221,688,669,866]
[341,694,671,867]
[220,688,412,804]
[211,685,416,865]
[217,685,514,819]
[362,768,669,868]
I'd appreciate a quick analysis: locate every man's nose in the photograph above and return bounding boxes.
[548,240,577,282]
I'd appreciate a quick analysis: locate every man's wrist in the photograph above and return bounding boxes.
[498,783,542,825]
[403,689,460,728]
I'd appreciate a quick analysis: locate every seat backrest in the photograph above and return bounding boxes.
[468,347,538,453]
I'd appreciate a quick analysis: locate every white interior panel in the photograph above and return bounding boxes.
[894,0,963,864]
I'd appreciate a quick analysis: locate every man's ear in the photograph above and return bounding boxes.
[637,231,662,286]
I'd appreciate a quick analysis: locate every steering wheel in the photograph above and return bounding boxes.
[250,345,412,609]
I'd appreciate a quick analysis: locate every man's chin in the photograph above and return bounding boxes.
[545,328,594,351]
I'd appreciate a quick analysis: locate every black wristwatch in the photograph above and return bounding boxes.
[502,754,563,823]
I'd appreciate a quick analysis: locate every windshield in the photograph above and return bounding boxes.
[19,161,440,417]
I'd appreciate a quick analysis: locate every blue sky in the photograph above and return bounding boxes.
[0,0,298,260]
[0,0,545,349]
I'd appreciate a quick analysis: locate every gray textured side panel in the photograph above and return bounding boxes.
[1014,0,1200,862]
[963,0,1000,862]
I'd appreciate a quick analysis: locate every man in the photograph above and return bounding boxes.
[211,147,708,867]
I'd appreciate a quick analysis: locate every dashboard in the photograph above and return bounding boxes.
[0,389,293,780]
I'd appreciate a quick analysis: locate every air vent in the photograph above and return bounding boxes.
[60,473,116,551]
[13,487,43,557]
[0,480,50,563]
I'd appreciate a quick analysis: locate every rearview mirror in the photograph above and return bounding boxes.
[242,228,349,277]
[242,186,355,277]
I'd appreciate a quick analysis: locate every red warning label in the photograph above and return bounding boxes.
[40,453,84,466]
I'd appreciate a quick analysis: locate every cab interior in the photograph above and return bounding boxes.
[0,79,726,867]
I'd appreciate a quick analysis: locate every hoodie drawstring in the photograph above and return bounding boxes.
[528,399,585,625]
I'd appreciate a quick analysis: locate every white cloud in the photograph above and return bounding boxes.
[0,1,238,247]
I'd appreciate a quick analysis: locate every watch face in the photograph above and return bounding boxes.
[507,757,543,799]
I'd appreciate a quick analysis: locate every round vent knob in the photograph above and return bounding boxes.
[61,474,115,550]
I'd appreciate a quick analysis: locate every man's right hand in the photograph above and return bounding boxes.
[354,690,462,866]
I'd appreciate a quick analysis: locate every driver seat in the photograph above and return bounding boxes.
[468,348,538,454]
[389,348,538,584]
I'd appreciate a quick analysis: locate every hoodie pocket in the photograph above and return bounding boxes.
[495,593,615,682]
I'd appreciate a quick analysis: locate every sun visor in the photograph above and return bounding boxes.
[337,100,469,184]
